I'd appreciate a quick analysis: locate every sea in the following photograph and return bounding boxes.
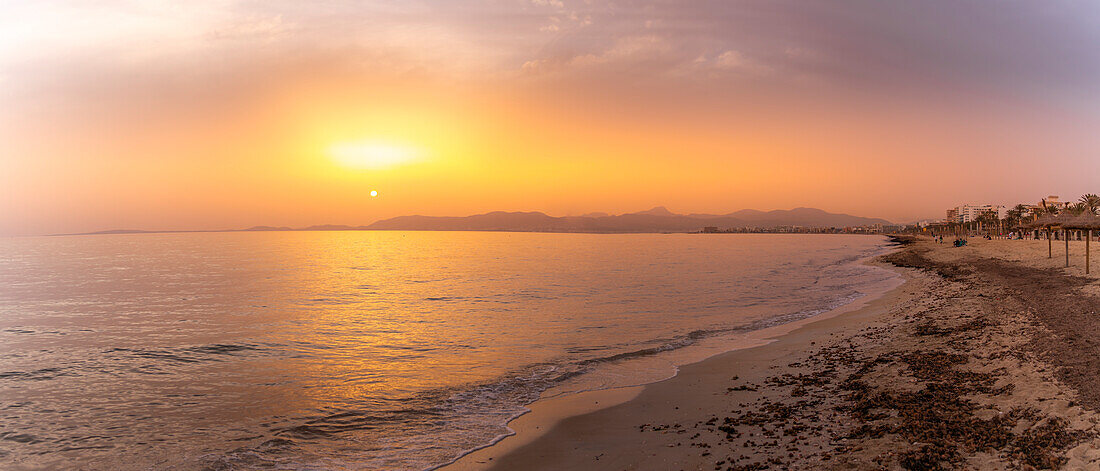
[0,231,902,470]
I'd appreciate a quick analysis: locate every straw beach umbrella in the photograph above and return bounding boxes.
[1053,213,1077,267]
[1027,214,1063,259]
[1064,213,1100,274]
[1030,199,1064,257]
[1033,213,1079,268]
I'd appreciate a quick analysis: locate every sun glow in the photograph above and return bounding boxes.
[328,141,421,170]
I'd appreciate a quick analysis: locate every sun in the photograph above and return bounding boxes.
[370,190,378,197]
[328,141,420,170]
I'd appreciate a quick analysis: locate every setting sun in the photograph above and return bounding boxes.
[328,141,421,170]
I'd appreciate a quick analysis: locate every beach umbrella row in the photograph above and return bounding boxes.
[1023,213,1100,274]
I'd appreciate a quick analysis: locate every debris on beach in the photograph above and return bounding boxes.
[640,239,1097,470]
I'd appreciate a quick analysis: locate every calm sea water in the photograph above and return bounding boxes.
[0,231,900,470]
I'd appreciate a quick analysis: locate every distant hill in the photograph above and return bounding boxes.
[58,207,893,237]
[364,207,892,233]
[89,229,156,235]
[238,226,291,232]
[726,207,893,228]
[66,229,161,235]
[299,224,364,231]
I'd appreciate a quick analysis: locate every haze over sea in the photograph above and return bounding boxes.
[0,231,900,470]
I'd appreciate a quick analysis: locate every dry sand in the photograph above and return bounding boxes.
[444,236,1100,470]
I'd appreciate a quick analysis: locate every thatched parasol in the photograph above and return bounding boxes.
[1058,214,1076,267]
[1063,213,1100,230]
[1063,214,1100,274]
[1025,214,1071,229]
[1025,214,1069,259]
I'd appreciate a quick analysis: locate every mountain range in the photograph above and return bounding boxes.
[66,207,893,236]
[360,207,893,233]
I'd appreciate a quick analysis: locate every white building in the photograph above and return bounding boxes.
[946,204,1004,223]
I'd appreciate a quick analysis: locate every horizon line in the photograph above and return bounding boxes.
[23,206,903,238]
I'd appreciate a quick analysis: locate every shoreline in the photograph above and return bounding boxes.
[34,229,897,238]
[443,248,908,470]
[446,236,1100,470]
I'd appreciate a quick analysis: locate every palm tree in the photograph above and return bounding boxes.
[1013,203,1031,222]
[1004,208,1020,232]
[1080,194,1100,215]
[976,210,999,235]
[1040,198,1060,216]
[1005,203,1031,237]
[1006,204,1029,233]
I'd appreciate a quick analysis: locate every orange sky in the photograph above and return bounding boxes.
[4,1,1100,235]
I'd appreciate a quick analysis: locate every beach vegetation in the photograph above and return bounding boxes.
[1080,194,1100,215]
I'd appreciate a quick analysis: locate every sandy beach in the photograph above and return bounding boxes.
[446,236,1100,470]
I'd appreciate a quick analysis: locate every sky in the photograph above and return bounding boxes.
[4,0,1100,235]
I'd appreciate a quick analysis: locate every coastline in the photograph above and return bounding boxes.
[443,249,908,471]
[445,236,1100,470]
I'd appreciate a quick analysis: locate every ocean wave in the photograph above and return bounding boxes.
[223,267,892,470]
[103,342,268,365]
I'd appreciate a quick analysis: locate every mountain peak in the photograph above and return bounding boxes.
[786,207,827,214]
[632,206,676,216]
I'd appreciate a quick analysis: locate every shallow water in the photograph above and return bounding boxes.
[0,231,899,469]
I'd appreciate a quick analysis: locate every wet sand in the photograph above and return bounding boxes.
[445,236,1100,470]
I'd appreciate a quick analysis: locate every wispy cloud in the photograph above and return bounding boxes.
[6,0,1100,234]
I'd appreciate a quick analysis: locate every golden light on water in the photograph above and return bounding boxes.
[328,141,421,170]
